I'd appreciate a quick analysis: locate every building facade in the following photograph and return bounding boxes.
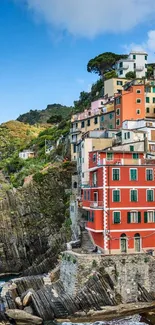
[82,151,155,254]
[116,51,148,78]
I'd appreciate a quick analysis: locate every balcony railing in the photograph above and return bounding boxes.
[81,182,98,188]
[90,201,103,208]
[135,66,144,71]
[96,158,155,166]
[123,64,129,70]
[70,128,81,134]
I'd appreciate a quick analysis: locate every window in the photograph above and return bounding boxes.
[153,87,155,93]
[84,190,87,200]
[93,154,96,162]
[136,109,140,115]
[70,206,74,212]
[136,90,141,94]
[94,117,98,124]
[117,81,122,86]
[116,119,120,126]
[154,108,155,114]
[116,108,120,115]
[109,113,113,119]
[73,182,77,189]
[115,97,121,105]
[130,190,138,202]
[136,99,141,103]
[113,212,121,224]
[109,124,113,129]
[124,133,127,140]
[145,64,147,68]
[92,172,97,186]
[130,169,137,180]
[144,211,155,223]
[117,89,121,94]
[101,115,104,122]
[153,98,155,103]
[146,97,150,103]
[133,54,136,59]
[120,70,123,75]
[73,144,76,153]
[94,192,98,202]
[107,152,113,161]
[88,211,94,222]
[145,55,147,60]
[146,169,153,181]
[113,169,120,181]
[82,173,84,178]
[147,189,154,202]
[88,191,90,201]
[127,132,130,139]
[87,119,90,126]
[76,122,78,128]
[146,107,150,113]
[133,153,139,159]
[119,62,123,68]
[128,211,141,223]
[146,87,151,93]
[81,121,85,128]
[113,190,120,202]
[130,145,134,152]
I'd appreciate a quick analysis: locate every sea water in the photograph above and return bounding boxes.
[45,315,148,325]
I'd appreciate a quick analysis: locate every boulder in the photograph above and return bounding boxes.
[5,309,43,324]
[24,306,34,315]
[23,292,32,307]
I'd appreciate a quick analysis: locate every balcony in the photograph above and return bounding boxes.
[123,64,129,70]
[135,66,144,71]
[70,128,81,134]
[90,201,103,209]
[97,158,155,166]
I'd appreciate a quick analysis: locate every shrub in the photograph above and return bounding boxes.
[33,172,44,183]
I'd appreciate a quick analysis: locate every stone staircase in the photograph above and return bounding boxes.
[81,230,94,252]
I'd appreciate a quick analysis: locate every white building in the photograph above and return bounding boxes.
[116,51,148,78]
[19,150,34,160]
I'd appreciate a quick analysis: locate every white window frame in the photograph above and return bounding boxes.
[112,168,120,181]
[146,168,154,181]
[136,98,141,104]
[130,168,138,181]
[116,118,120,126]
[116,108,120,116]
[93,192,98,203]
[113,211,121,224]
[136,109,141,115]
[136,89,141,94]
[130,211,138,223]
[112,189,121,202]
[147,210,155,223]
[146,189,154,202]
[106,152,113,161]
[130,189,138,202]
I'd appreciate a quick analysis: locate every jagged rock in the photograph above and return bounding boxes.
[5,309,43,324]
[15,297,22,308]
[22,292,32,307]
[24,306,34,315]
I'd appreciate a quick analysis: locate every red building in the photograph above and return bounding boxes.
[82,150,155,254]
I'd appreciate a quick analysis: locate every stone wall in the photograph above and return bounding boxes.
[60,252,155,303]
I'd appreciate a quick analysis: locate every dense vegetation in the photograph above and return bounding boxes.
[17,104,73,125]
[87,52,128,76]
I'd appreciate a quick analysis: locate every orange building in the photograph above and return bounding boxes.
[115,84,145,129]
[82,150,155,254]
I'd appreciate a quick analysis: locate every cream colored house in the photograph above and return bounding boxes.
[104,78,130,97]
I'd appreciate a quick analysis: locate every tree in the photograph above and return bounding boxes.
[146,64,155,79]
[104,70,118,80]
[47,115,62,124]
[87,52,128,76]
[125,71,136,79]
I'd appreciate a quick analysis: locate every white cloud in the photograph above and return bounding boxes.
[16,0,155,38]
[124,30,155,62]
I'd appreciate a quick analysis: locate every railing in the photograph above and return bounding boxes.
[135,66,144,71]
[97,158,155,166]
[81,182,98,188]
[90,201,103,208]
[70,128,81,133]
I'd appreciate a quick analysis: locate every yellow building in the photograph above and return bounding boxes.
[104,78,130,97]
[70,103,115,161]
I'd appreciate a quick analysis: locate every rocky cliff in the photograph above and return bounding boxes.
[0,162,75,275]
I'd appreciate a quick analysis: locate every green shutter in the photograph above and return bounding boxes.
[144,212,148,223]
[138,212,141,223]
[114,212,120,224]
[127,212,131,223]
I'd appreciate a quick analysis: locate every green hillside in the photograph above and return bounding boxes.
[17,103,73,125]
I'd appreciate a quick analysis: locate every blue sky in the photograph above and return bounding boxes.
[1,0,155,123]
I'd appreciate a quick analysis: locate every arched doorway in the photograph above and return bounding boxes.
[120,234,127,253]
[134,233,141,252]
